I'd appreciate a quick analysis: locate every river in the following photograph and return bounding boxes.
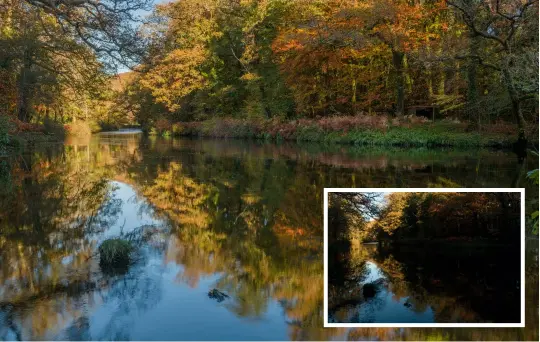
[328,243,522,324]
[0,132,537,340]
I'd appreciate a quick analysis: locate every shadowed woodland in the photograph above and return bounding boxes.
[329,192,522,248]
[328,191,523,324]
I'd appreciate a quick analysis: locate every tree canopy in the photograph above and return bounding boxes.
[0,0,537,144]
[328,191,522,246]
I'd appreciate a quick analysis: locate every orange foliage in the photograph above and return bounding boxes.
[272,0,446,116]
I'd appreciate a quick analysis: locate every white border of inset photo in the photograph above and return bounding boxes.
[323,188,525,328]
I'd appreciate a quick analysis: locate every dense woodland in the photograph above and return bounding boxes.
[0,0,538,147]
[328,191,522,249]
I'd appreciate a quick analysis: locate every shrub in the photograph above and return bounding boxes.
[155,118,171,136]
[159,116,516,147]
[97,121,119,132]
[0,160,12,192]
[43,117,66,138]
[317,115,389,132]
[65,121,92,137]
[481,121,517,135]
[98,238,133,268]
[11,118,43,133]
[0,115,11,150]
[171,123,183,136]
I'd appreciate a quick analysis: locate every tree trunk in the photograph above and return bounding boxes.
[427,70,434,98]
[467,34,480,129]
[259,84,272,118]
[501,66,527,148]
[351,78,357,114]
[392,50,405,117]
[17,48,32,122]
[437,47,445,96]
[404,54,412,93]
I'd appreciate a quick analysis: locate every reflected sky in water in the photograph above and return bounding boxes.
[332,261,435,323]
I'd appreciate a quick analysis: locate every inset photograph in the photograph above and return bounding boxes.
[324,189,524,327]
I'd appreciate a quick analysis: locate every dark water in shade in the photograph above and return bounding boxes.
[328,243,521,324]
[0,133,537,340]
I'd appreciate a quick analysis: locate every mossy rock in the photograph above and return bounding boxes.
[98,238,133,270]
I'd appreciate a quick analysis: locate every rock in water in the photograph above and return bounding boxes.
[362,283,377,299]
[208,289,229,302]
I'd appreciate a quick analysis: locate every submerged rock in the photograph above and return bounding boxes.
[362,283,378,299]
[208,289,229,302]
[362,278,388,299]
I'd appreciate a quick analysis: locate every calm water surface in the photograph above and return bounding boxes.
[0,133,537,340]
[328,244,521,324]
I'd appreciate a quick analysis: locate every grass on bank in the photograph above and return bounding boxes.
[147,116,533,148]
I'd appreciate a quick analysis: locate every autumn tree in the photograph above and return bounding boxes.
[328,192,381,248]
[446,0,539,146]
[0,0,107,123]
[272,0,445,117]
[23,0,151,66]
[0,0,149,127]
[374,192,521,242]
[361,0,445,117]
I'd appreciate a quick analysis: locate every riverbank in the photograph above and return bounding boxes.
[0,131,63,155]
[0,118,92,154]
[148,116,536,148]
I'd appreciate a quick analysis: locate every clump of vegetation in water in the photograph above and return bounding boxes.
[98,238,133,269]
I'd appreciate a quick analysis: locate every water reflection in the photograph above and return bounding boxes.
[329,243,520,324]
[0,134,537,340]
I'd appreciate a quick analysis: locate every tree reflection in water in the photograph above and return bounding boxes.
[0,134,537,340]
[329,243,519,324]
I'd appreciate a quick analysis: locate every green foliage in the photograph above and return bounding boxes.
[0,115,11,152]
[340,126,510,148]
[0,160,12,193]
[150,117,518,148]
[98,238,133,268]
[121,0,295,124]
